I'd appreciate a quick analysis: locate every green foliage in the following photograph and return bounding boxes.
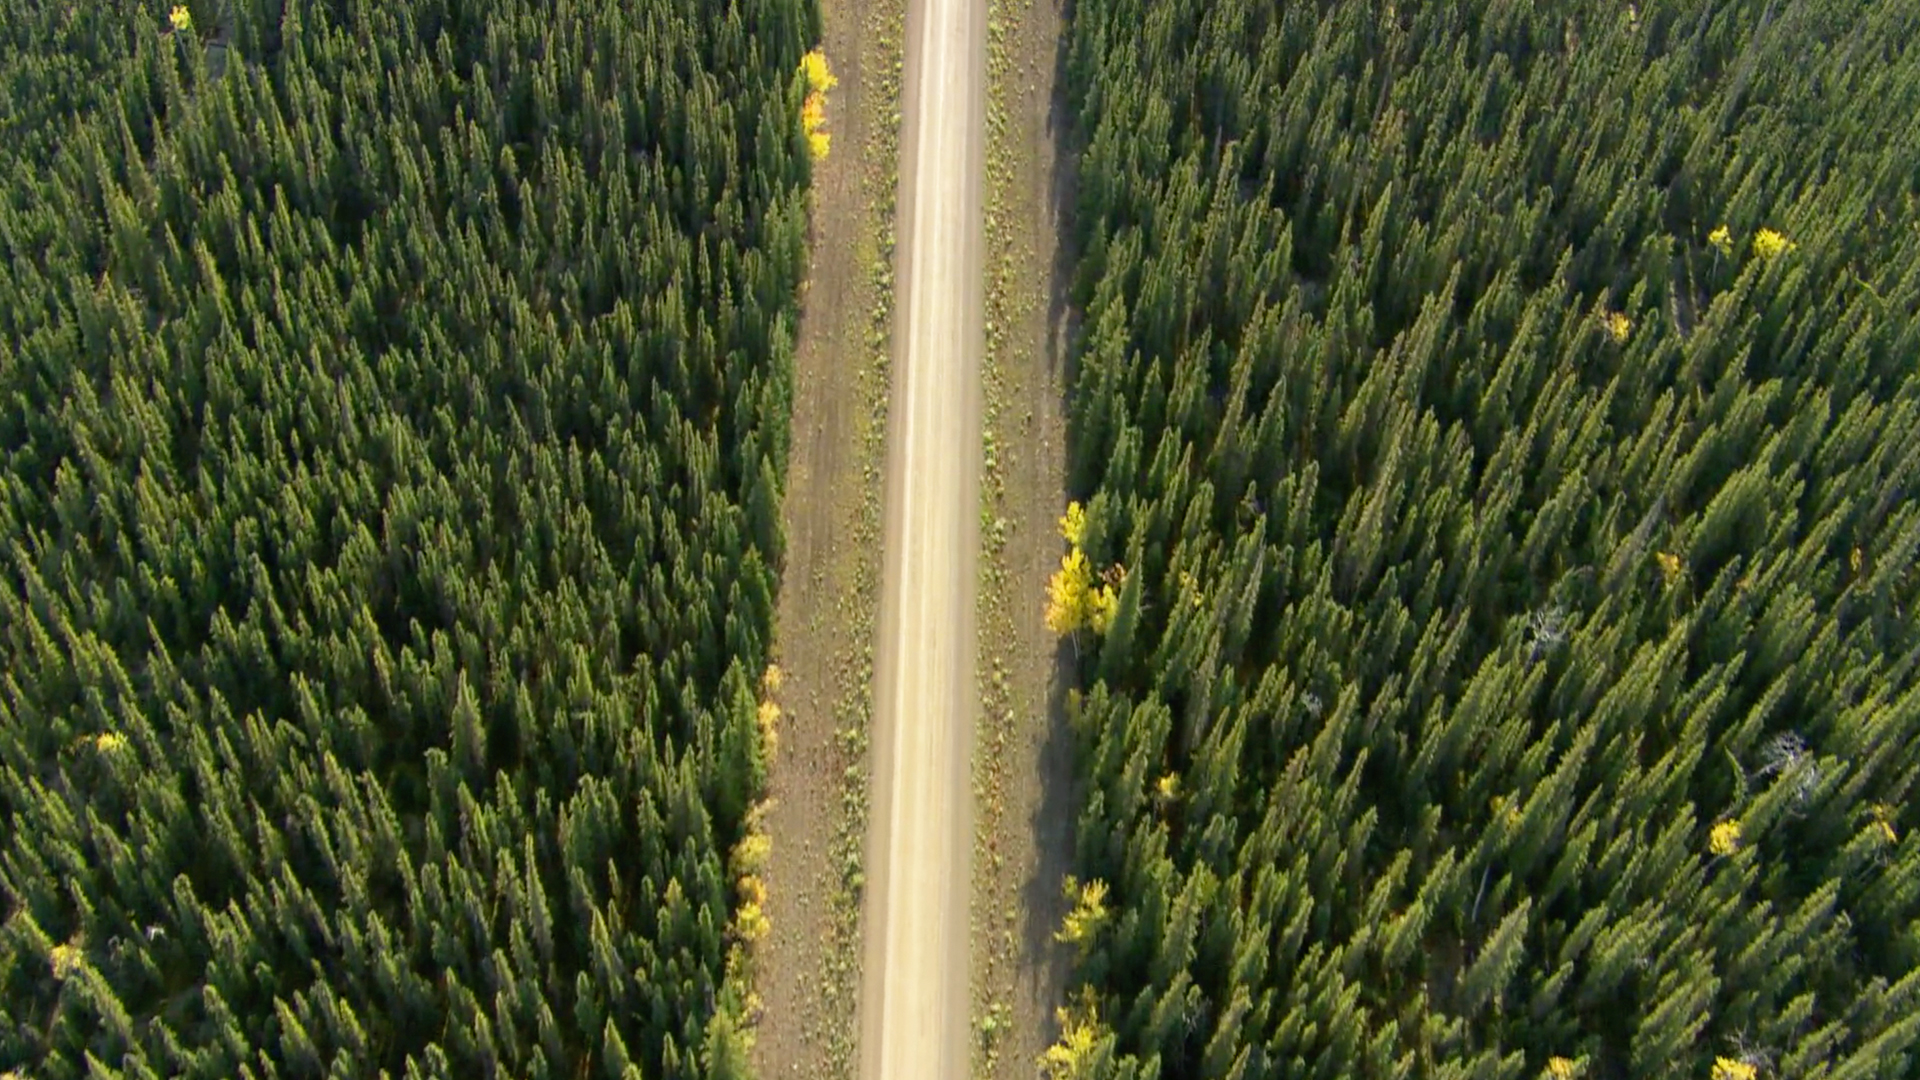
[1058,0,1920,1077]
[0,0,816,1076]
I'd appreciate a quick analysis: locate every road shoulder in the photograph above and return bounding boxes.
[969,0,1077,1073]
[750,0,907,1074]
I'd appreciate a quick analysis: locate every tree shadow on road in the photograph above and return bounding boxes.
[1018,0,1087,1048]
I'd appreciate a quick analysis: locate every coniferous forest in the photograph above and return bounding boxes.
[1,0,814,1076]
[1053,0,1919,1078]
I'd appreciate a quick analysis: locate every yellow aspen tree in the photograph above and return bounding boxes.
[735,874,770,942]
[1054,876,1111,951]
[1038,991,1105,1080]
[1039,1014,1098,1080]
[1752,228,1795,259]
[799,49,836,160]
[1047,503,1118,636]
[1047,549,1096,635]
[1059,501,1088,546]
[801,49,838,93]
[1088,581,1119,634]
[1710,819,1742,856]
[1656,551,1684,586]
[756,698,781,762]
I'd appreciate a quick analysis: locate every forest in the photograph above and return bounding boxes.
[0,0,816,1076]
[1049,0,1920,1077]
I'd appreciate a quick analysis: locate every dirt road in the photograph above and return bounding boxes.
[855,0,985,1070]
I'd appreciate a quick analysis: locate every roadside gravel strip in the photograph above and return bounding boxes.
[854,0,986,1071]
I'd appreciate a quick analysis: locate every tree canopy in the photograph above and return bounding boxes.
[0,0,817,1076]
[1051,0,1920,1076]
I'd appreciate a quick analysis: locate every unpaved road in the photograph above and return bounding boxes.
[855,0,984,1069]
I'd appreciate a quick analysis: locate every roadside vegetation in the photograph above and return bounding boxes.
[0,0,819,1076]
[1047,0,1920,1077]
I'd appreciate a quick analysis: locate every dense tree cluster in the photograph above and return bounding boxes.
[0,0,815,1076]
[1052,0,1920,1077]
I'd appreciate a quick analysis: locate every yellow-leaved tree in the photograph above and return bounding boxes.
[1039,990,1107,1080]
[1046,549,1096,635]
[799,49,836,160]
[1752,227,1795,259]
[731,803,772,943]
[1088,576,1119,634]
[801,49,838,94]
[1058,501,1087,547]
[1047,502,1119,636]
[1054,875,1110,952]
